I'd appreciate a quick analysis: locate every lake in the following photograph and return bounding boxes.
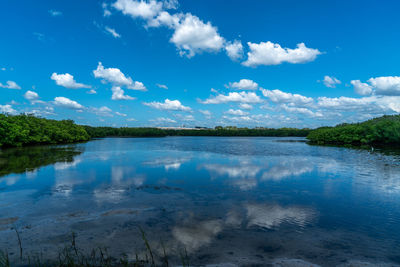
[1,137,400,266]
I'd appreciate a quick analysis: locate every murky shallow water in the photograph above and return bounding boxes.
[1,137,400,266]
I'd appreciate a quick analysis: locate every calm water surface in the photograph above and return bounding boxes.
[1,137,400,266]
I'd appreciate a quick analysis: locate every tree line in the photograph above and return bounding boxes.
[3,113,399,148]
[306,115,400,146]
[0,114,90,147]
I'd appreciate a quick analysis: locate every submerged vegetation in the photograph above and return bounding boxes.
[0,229,190,267]
[0,114,89,148]
[307,115,400,146]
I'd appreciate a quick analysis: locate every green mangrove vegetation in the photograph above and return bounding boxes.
[2,113,399,149]
[0,114,90,148]
[307,115,400,146]
[84,125,311,138]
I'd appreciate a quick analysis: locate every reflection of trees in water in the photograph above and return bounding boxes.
[0,145,83,177]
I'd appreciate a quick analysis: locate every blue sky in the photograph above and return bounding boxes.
[1,0,400,128]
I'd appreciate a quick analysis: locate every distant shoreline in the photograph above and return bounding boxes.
[1,114,399,149]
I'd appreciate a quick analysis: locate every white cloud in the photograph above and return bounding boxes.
[368,76,400,96]
[0,80,21,89]
[24,90,39,101]
[351,80,373,96]
[239,103,253,110]
[170,13,225,57]
[228,79,258,90]
[113,0,163,19]
[261,88,313,106]
[199,109,211,117]
[242,42,321,67]
[143,99,191,111]
[225,109,249,116]
[105,26,121,38]
[114,1,225,58]
[51,73,90,89]
[281,104,322,118]
[150,117,177,123]
[115,111,127,116]
[87,89,97,94]
[177,114,195,121]
[156,83,168,89]
[316,95,400,114]
[111,86,135,100]
[127,118,136,121]
[49,10,62,16]
[222,115,253,122]
[163,0,179,9]
[0,104,17,114]
[102,3,112,17]
[91,106,113,117]
[323,75,341,88]
[201,91,263,104]
[225,40,243,61]
[93,62,146,91]
[54,97,84,110]
[351,76,400,96]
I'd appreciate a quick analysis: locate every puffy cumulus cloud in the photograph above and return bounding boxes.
[280,104,322,118]
[225,109,249,116]
[201,91,262,104]
[242,42,321,67]
[149,117,177,123]
[0,104,17,114]
[228,79,258,90]
[51,73,90,89]
[225,40,243,61]
[143,99,191,111]
[0,80,21,89]
[368,76,400,96]
[87,89,97,94]
[111,86,135,100]
[316,95,400,114]
[24,90,39,102]
[351,76,400,96]
[323,75,341,88]
[351,80,373,96]
[53,97,84,110]
[113,0,163,19]
[105,26,121,38]
[261,88,313,106]
[169,13,225,57]
[91,106,113,117]
[114,0,225,57]
[93,62,147,91]
[239,103,253,110]
[28,106,55,117]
